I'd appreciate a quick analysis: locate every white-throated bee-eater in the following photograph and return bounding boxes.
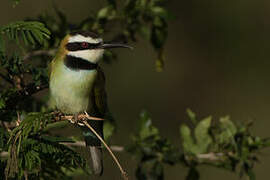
[49,31,131,175]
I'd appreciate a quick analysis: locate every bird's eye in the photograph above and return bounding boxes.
[81,42,89,48]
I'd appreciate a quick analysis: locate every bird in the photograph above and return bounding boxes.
[49,30,131,175]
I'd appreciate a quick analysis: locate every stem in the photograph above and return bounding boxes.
[83,112,128,180]
[0,72,13,85]
[23,49,56,61]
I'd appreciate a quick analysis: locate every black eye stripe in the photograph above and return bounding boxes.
[65,42,101,51]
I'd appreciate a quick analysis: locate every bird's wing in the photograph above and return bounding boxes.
[90,66,108,118]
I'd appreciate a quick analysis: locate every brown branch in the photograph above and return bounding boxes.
[0,72,14,85]
[0,151,8,158]
[0,121,11,132]
[2,83,49,111]
[0,145,124,159]
[1,112,128,179]
[60,141,125,152]
[110,145,125,152]
[19,83,49,96]
[0,112,103,130]
[24,171,28,180]
[196,152,225,161]
[23,49,56,61]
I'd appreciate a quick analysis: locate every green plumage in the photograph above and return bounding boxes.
[49,35,108,175]
[49,31,129,175]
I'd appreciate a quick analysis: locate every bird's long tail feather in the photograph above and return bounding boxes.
[87,146,103,175]
[81,120,104,175]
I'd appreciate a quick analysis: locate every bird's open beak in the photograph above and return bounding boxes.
[98,43,133,50]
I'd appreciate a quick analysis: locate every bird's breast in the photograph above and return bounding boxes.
[49,63,97,114]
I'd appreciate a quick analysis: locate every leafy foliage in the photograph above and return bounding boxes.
[181,109,270,180]
[0,0,171,178]
[126,110,270,180]
[34,0,169,70]
[127,111,180,180]
[4,112,87,179]
[0,0,269,180]
[0,21,50,50]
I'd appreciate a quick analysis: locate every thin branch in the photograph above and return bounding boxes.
[60,141,125,152]
[24,171,28,180]
[0,121,11,132]
[0,145,124,159]
[61,141,85,147]
[0,112,103,130]
[0,151,8,158]
[110,145,125,152]
[23,49,56,61]
[83,111,128,180]
[1,111,128,179]
[2,83,49,111]
[0,72,13,85]
[196,152,225,161]
[20,83,48,96]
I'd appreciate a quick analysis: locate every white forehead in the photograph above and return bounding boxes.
[68,34,102,43]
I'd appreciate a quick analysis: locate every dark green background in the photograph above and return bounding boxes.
[1,0,270,179]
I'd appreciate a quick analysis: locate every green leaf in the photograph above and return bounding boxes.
[194,116,212,153]
[139,26,151,40]
[0,21,51,47]
[41,135,75,143]
[139,111,159,140]
[21,30,28,46]
[156,49,165,72]
[26,30,35,45]
[10,0,20,7]
[155,58,164,72]
[151,26,167,49]
[180,125,197,154]
[186,108,197,125]
[0,35,5,54]
[151,7,169,19]
[0,98,5,109]
[247,169,256,180]
[97,6,115,19]
[218,116,237,144]
[103,121,115,140]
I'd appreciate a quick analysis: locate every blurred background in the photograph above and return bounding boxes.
[1,0,270,179]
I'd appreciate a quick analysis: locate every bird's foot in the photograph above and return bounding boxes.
[67,112,104,126]
[52,110,64,121]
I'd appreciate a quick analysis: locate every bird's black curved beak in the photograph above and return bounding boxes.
[98,42,133,50]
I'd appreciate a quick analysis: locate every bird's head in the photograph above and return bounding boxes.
[59,31,132,64]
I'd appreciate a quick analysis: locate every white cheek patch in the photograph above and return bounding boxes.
[68,49,104,63]
[68,35,102,44]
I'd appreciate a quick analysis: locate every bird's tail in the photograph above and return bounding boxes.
[86,146,103,175]
[81,120,103,175]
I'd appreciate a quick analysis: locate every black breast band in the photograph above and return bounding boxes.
[64,55,98,71]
